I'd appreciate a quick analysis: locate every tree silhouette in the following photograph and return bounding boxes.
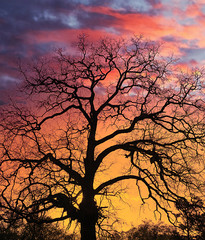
[0,216,76,240]
[176,195,205,240]
[0,35,204,240]
[20,219,76,240]
[0,223,20,240]
[126,220,183,240]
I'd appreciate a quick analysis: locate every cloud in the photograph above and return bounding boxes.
[180,47,205,62]
[110,0,152,13]
[0,75,19,90]
[0,99,6,105]
[0,0,205,93]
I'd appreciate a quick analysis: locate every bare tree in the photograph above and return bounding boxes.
[176,195,205,240]
[0,35,204,240]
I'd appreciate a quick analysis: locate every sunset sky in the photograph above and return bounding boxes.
[1,0,205,105]
[1,0,205,231]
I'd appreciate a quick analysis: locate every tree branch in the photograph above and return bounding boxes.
[95,175,142,194]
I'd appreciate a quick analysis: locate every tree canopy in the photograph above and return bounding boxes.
[0,35,204,240]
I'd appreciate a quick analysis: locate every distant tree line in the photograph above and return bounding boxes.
[111,219,205,240]
[0,219,76,240]
[1,217,204,240]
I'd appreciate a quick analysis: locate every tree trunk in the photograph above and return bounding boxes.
[79,193,98,240]
[80,218,97,240]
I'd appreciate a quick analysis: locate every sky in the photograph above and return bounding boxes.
[0,0,205,230]
[1,0,205,105]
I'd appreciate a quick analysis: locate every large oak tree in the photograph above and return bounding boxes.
[0,36,204,240]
